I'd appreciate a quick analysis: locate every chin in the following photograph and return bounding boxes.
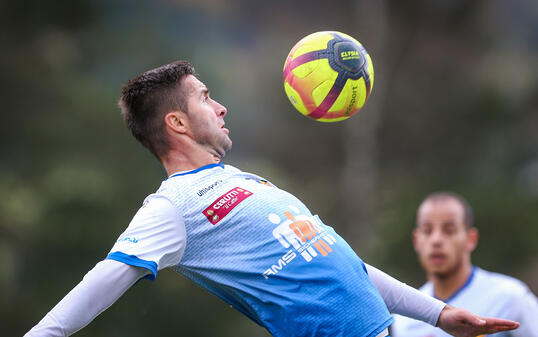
[431,268,453,279]
[224,140,232,152]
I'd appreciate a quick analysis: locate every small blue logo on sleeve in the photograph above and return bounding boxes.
[117,237,139,243]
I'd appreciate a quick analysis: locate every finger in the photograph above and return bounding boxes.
[482,317,520,328]
[477,318,520,333]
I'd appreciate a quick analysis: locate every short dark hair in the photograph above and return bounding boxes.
[118,60,196,159]
[420,191,474,228]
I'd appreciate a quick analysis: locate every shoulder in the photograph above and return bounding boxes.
[474,268,538,330]
[129,194,184,233]
[141,194,180,214]
[154,173,196,206]
[471,267,537,311]
[474,267,530,297]
[223,164,241,172]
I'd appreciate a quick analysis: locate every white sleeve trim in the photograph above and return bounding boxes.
[365,263,446,326]
[24,259,148,337]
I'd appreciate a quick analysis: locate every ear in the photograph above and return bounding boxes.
[466,227,479,253]
[164,111,188,134]
[412,229,419,253]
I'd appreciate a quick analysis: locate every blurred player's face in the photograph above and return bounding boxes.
[413,199,477,279]
[184,75,232,157]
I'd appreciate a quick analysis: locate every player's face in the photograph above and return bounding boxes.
[413,199,476,279]
[184,75,232,157]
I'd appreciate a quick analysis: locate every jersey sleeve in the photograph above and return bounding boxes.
[24,260,147,337]
[106,194,186,280]
[365,264,445,326]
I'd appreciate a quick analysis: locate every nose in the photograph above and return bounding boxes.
[214,100,227,117]
[430,228,444,245]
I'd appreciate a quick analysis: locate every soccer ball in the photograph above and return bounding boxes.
[283,31,374,122]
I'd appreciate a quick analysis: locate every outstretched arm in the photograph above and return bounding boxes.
[25,259,148,337]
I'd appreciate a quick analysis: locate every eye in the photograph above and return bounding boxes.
[419,225,432,235]
[443,224,456,235]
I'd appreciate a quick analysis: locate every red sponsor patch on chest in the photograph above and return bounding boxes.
[203,187,253,224]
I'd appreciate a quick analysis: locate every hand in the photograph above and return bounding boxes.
[436,305,519,337]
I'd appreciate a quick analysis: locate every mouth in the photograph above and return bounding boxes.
[221,124,229,134]
[428,252,447,265]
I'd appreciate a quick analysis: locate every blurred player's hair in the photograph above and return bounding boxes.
[419,191,474,228]
[118,60,195,159]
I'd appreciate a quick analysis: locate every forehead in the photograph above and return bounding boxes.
[183,74,207,95]
[417,198,465,224]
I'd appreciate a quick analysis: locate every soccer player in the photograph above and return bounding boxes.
[392,192,538,337]
[25,61,519,337]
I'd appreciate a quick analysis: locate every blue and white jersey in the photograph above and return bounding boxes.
[107,163,393,337]
[392,267,538,337]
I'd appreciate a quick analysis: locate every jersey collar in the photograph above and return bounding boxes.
[435,266,477,303]
[168,162,224,179]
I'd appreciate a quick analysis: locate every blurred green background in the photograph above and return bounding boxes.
[2,0,537,336]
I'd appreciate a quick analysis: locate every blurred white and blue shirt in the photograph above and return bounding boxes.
[391,267,538,337]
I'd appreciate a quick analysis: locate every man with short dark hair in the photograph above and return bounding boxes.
[26,62,519,337]
[392,192,538,337]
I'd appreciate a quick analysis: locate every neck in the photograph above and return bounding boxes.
[161,149,222,177]
[159,132,228,176]
[430,263,473,301]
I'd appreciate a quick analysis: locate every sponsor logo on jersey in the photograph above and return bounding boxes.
[244,176,274,187]
[197,180,223,197]
[257,179,273,187]
[203,187,253,225]
[117,236,138,243]
[262,206,337,279]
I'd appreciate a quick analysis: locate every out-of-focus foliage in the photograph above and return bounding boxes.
[1,0,537,336]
